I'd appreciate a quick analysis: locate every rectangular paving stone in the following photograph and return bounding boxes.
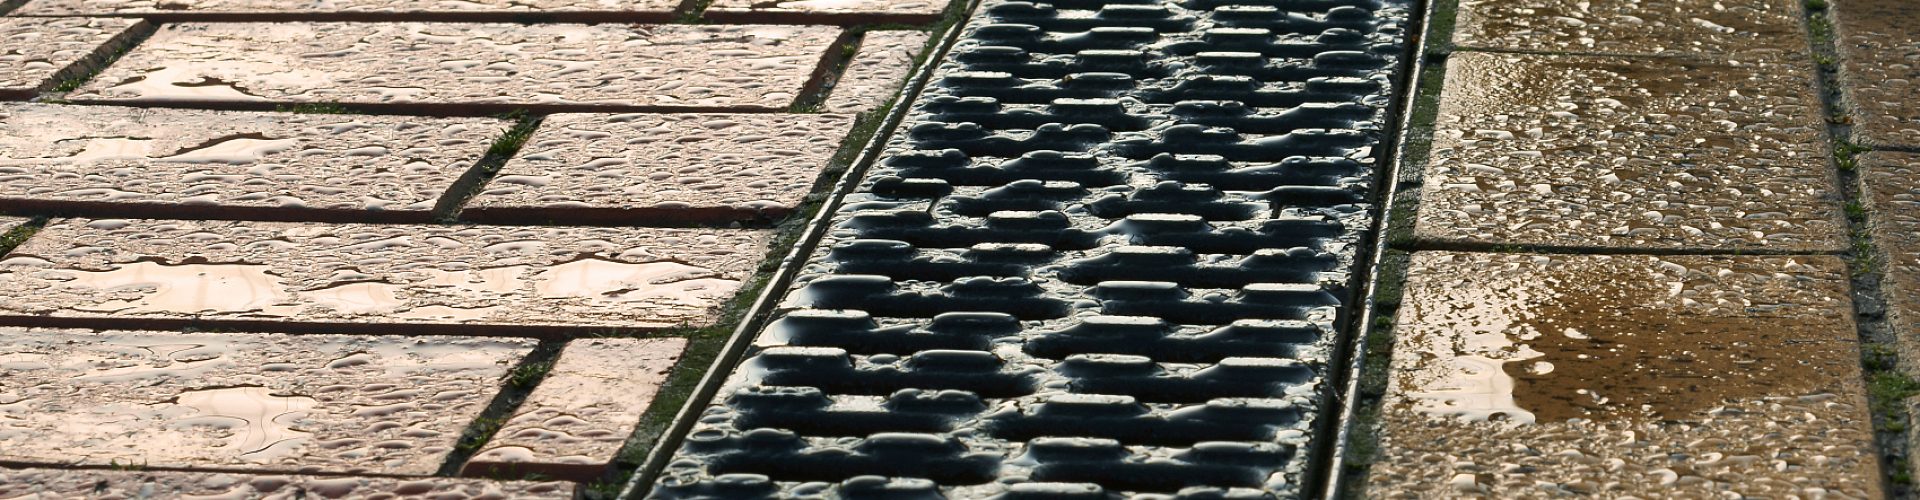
[0,328,535,475]
[0,467,574,498]
[1832,0,1920,150]
[0,216,25,235]
[705,0,950,24]
[0,104,505,222]
[0,219,773,334]
[1412,52,1844,252]
[464,113,854,224]
[823,30,930,115]
[1452,0,1808,60]
[12,0,683,21]
[70,23,843,112]
[1367,252,1879,498]
[1859,152,1920,371]
[462,337,688,481]
[0,17,148,100]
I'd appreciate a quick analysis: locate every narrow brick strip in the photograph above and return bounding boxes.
[1452,0,1808,60]
[0,219,772,334]
[0,104,506,222]
[462,337,688,481]
[0,467,574,498]
[0,328,535,475]
[1860,152,1920,371]
[1832,0,1920,150]
[1412,52,1843,252]
[1367,252,1879,498]
[823,30,931,115]
[11,0,684,22]
[0,17,148,100]
[464,113,855,224]
[69,23,843,113]
[704,0,951,25]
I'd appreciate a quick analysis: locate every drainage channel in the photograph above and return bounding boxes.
[633,0,1415,496]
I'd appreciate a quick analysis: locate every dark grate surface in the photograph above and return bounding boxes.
[651,0,1409,496]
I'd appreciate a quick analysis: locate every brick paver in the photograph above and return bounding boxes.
[0,219,771,333]
[0,17,147,100]
[0,467,574,498]
[12,0,683,21]
[823,31,930,115]
[0,328,534,474]
[706,0,949,24]
[0,216,24,234]
[1832,0,1920,150]
[1453,0,1808,60]
[1368,252,1878,498]
[70,23,842,112]
[462,337,687,481]
[465,113,854,224]
[0,104,505,221]
[1861,152,1920,369]
[1412,52,1843,252]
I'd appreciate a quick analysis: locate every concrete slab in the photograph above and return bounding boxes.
[1368,252,1878,498]
[1832,0,1920,150]
[462,337,687,481]
[12,0,685,21]
[1412,52,1844,252]
[1453,0,1808,60]
[0,467,573,498]
[1859,152,1920,370]
[0,219,773,334]
[0,328,534,474]
[0,104,505,222]
[705,0,950,24]
[465,113,854,224]
[823,31,930,115]
[70,23,842,112]
[0,17,148,100]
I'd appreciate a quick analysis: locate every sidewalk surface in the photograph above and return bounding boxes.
[0,0,1917,497]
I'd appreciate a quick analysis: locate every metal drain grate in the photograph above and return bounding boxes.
[651,0,1409,496]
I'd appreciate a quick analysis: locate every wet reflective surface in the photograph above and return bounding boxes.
[0,467,573,498]
[0,104,504,218]
[14,0,683,18]
[1860,152,1920,368]
[0,17,144,98]
[463,338,687,481]
[708,0,948,22]
[1831,0,1920,149]
[822,31,929,115]
[1370,253,1879,498]
[467,113,854,224]
[0,219,771,331]
[71,23,841,111]
[1454,0,1807,60]
[0,328,533,474]
[1413,52,1844,251]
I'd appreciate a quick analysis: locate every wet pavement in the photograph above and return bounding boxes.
[1,0,1915,495]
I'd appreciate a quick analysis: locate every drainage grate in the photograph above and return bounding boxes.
[650,0,1409,496]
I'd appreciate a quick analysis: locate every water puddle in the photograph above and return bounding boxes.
[169,386,317,462]
[531,258,739,305]
[61,260,295,316]
[0,134,297,166]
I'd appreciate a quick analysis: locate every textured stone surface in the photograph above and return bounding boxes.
[0,468,574,499]
[1368,252,1878,498]
[0,18,147,100]
[1452,0,1808,60]
[0,217,24,235]
[822,31,929,115]
[1413,52,1843,251]
[1833,0,1920,149]
[0,219,772,333]
[463,337,687,481]
[1860,152,1920,371]
[0,104,504,221]
[0,328,533,474]
[466,113,854,223]
[13,0,684,21]
[706,0,949,23]
[71,23,841,111]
